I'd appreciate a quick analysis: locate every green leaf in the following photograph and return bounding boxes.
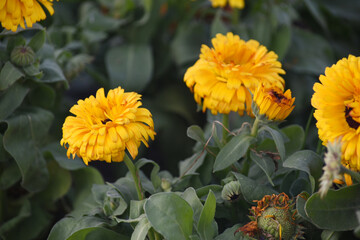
[72,167,104,209]
[283,150,322,193]
[0,160,21,190]
[40,59,67,83]
[171,22,206,66]
[6,35,26,54]
[131,217,152,240]
[48,217,112,240]
[43,142,86,170]
[213,135,255,172]
[303,0,328,31]
[145,192,193,240]
[3,107,53,192]
[281,124,305,157]
[130,200,146,219]
[4,203,51,240]
[321,230,341,240]
[270,25,291,61]
[305,184,360,231]
[28,83,55,109]
[296,192,312,223]
[187,125,205,144]
[181,187,204,225]
[135,158,161,191]
[259,125,285,161]
[250,151,275,186]
[197,191,217,240]
[35,160,71,202]
[232,172,278,203]
[214,224,241,240]
[285,27,334,75]
[28,30,46,52]
[0,61,24,90]
[67,227,126,240]
[211,10,229,37]
[0,83,29,120]
[0,200,31,235]
[179,152,206,177]
[106,44,153,92]
[195,185,223,203]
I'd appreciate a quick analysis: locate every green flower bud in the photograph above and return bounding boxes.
[10,45,36,67]
[221,180,241,201]
[161,178,172,192]
[257,207,296,240]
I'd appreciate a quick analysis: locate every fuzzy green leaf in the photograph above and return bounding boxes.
[197,190,217,240]
[213,135,255,172]
[305,184,360,231]
[0,62,24,90]
[145,192,193,240]
[283,150,322,193]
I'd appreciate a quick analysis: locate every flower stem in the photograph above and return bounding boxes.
[124,154,144,200]
[222,114,229,142]
[302,108,314,149]
[251,117,260,137]
[341,166,360,183]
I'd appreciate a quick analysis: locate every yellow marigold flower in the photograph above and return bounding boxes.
[61,87,156,165]
[312,55,360,171]
[184,32,285,115]
[210,0,245,9]
[253,83,295,121]
[0,0,57,32]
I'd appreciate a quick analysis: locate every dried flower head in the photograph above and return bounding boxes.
[236,193,304,240]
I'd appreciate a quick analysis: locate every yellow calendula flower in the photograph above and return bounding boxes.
[0,0,58,32]
[312,55,360,171]
[184,32,285,115]
[210,0,245,9]
[61,87,156,165]
[253,83,295,121]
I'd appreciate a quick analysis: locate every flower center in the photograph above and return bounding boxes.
[101,118,112,124]
[345,107,360,129]
[269,90,286,103]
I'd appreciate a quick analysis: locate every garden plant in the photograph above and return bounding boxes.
[0,0,360,239]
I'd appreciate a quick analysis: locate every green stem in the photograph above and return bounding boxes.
[251,117,260,137]
[154,230,162,240]
[222,114,229,142]
[302,108,314,149]
[241,151,251,176]
[231,9,239,25]
[341,166,360,183]
[123,154,143,200]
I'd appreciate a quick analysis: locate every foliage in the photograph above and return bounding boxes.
[1,0,360,239]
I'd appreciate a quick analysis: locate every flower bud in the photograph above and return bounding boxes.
[161,178,172,192]
[10,45,36,67]
[221,180,241,201]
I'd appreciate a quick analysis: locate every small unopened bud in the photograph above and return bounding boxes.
[221,180,241,201]
[161,178,172,192]
[10,45,36,67]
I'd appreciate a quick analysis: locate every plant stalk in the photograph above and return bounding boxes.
[124,154,144,200]
[251,117,260,137]
[302,108,314,149]
[222,114,229,142]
